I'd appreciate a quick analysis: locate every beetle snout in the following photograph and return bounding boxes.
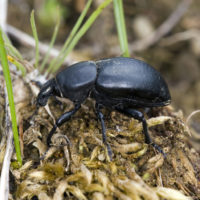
[36,93,48,107]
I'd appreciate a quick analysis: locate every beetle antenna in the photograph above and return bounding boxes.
[27,98,40,122]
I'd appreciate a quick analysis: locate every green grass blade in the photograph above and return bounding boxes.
[2,31,23,59]
[51,0,113,74]
[0,52,26,76]
[5,43,23,60]
[0,31,26,75]
[30,10,39,67]
[48,0,93,73]
[113,0,129,57]
[7,55,26,76]
[0,28,22,165]
[59,0,93,55]
[39,18,60,72]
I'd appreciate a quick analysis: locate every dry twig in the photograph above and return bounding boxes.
[111,0,193,54]
[160,29,200,46]
[129,0,193,52]
[0,87,14,200]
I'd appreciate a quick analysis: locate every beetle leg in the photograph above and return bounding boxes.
[116,108,166,157]
[95,104,112,161]
[47,104,81,146]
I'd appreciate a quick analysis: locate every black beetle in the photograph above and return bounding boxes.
[36,57,171,159]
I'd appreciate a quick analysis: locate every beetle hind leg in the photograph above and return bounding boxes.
[95,104,113,161]
[116,108,166,157]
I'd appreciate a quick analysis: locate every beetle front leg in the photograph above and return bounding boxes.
[116,108,166,157]
[47,104,81,146]
[95,104,112,161]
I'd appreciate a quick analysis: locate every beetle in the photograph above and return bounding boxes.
[36,57,171,160]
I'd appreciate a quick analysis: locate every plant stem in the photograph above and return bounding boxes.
[113,0,129,57]
[48,0,93,73]
[30,10,40,67]
[51,0,113,74]
[0,27,22,165]
[40,18,60,72]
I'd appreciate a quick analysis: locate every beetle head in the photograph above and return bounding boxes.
[36,79,58,107]
[36,92,50,107]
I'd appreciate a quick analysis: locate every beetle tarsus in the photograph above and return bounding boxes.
[96,104,113,161]
[151,143,167,158]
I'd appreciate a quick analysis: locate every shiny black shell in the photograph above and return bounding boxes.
[55,57,171,107]
[56,61,97,102]
[95,57,171,107]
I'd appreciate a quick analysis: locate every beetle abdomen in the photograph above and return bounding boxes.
[96,57,170,106]
[56,61,97,102]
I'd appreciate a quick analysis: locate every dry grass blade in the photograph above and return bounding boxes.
[0,87,14,200]
[155,187,192,200]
